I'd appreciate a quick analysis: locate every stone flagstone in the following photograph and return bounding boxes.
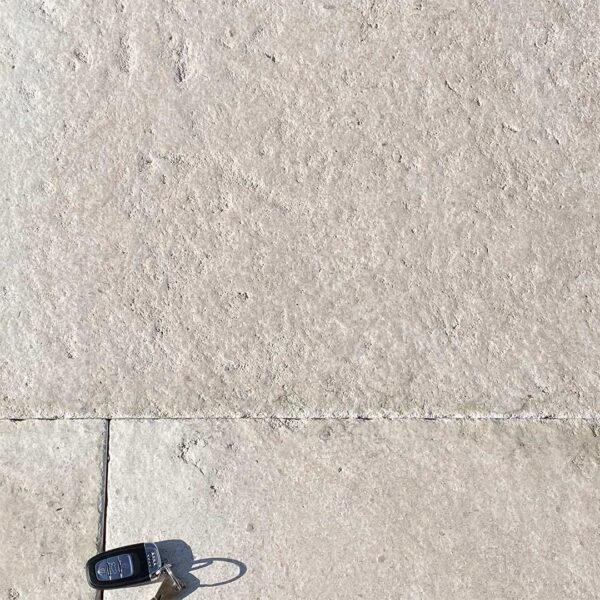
[1,0,599,419]
[0,419,106,600]
[106,418,600,599]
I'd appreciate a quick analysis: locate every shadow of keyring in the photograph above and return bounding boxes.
[190,557,247,587]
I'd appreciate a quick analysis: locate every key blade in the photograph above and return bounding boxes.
[151,565,186,600]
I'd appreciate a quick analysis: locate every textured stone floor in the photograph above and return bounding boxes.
[1,1,599,599]
[3,418,600,598]
[0,420,105,600]
[105,419,600,600]
[1,0,599,419]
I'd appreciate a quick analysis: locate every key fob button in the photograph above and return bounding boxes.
[95,553,134,581]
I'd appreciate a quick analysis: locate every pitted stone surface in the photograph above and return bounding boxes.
[1,1,599,417]
[0,420,105,600]
[106,419,600,599]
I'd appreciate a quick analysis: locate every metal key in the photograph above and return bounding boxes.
[151,565,186,600]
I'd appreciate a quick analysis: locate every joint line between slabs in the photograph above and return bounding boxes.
[1,415,598,422]
[98,419,111,600]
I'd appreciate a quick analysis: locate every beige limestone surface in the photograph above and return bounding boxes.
[105,419,600,599]
[1,1,599,419]
[0,419,105,600]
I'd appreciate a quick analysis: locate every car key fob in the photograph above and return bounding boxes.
[86,542,163,590]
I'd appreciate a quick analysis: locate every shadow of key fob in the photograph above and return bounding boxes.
[86,543,163,590]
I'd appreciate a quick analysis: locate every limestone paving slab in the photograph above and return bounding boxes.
[0,419,106,600]
[1,1,600,419]
[106,419,600,599]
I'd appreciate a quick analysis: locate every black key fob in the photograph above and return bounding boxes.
[86,543,162,590]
